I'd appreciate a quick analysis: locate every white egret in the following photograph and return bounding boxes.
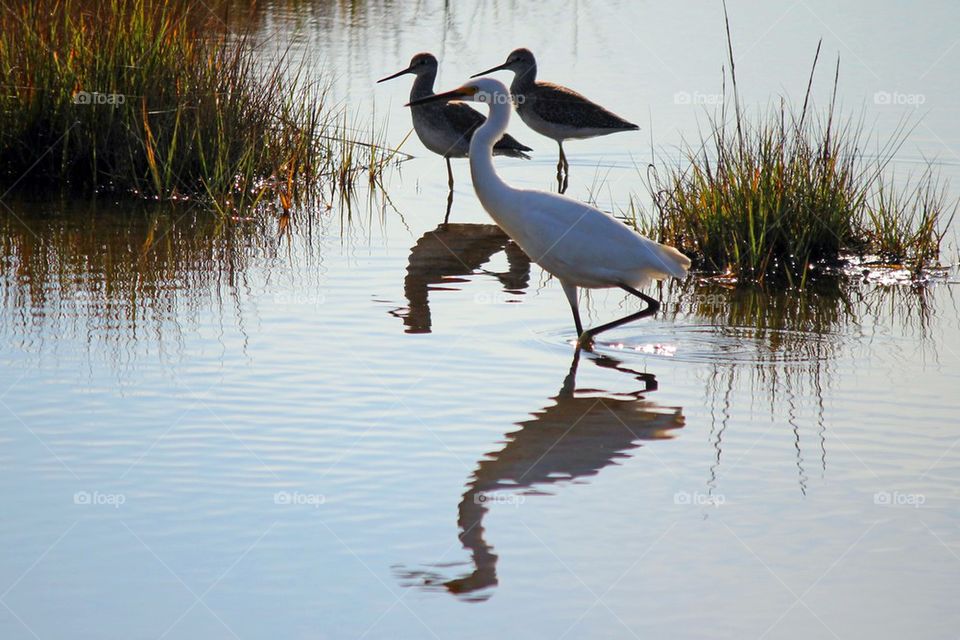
[407,78,690,344]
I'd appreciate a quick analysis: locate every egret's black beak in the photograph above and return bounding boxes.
[470,62,510,78]
[377,66,414,83]
[405,86,476,108]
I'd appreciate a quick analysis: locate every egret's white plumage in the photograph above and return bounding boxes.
[408,78,691,342]
[473,180,689,289]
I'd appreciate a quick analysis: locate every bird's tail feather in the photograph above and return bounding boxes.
[493,135,533,159]
[492,144,532,160]
[652,242,691,279]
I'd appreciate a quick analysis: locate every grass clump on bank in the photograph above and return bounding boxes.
[0,0,394,211]
[632,14,954,285]
[862,172,952,273]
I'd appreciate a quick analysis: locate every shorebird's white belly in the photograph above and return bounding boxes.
[517,107,621,142]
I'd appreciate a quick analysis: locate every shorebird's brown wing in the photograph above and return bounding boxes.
[444,102,532,157]
[529,82,638,131]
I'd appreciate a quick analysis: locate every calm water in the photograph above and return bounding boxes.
[2,2,960,639]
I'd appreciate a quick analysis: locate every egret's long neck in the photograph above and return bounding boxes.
[469,99,517,221]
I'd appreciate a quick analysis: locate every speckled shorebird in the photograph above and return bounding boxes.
[377,53,531,197]
[472,48,638,189]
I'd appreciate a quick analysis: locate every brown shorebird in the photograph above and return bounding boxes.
[472,48,638,191]
[378,52,531,220]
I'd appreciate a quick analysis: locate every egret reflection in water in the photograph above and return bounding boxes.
[396,348,685,601]
[391,222,531,333]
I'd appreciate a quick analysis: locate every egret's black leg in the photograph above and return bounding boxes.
[571,305,584,336]
[578,284,660,345]
[446,157,455,190]
[620,284,660,311]
[560,280,583,338]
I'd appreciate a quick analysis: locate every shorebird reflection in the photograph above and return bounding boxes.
[391,223,531,334]
[396,348,685,601]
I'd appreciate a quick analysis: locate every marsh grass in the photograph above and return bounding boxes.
[630,7,954,285]
[0,0,396,211]
[863,171,954,273]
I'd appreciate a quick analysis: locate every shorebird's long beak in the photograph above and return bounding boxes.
[406,85,477,107]
[377,66,414,83]
[470,62,509,78]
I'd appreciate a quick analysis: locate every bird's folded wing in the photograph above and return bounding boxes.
[530,83,637,130]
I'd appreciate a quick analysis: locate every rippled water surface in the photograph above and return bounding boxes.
[2,2,960,639]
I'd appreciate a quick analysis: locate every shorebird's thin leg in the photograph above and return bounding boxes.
[578,284,660,345]
[557,142,569,193]
[560,280,583,337]
[444,187,454,225]
[555,144,564,193]
[443,157,455,224]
